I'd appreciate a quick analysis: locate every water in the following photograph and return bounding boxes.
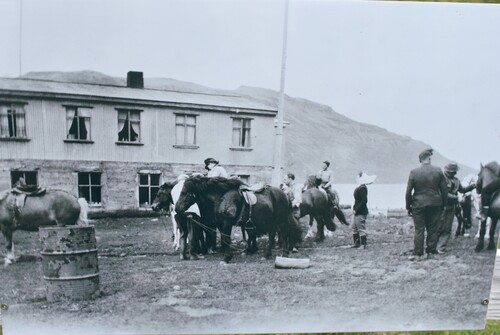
[334,184,407,210]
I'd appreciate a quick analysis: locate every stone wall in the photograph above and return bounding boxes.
[1,159,273,216]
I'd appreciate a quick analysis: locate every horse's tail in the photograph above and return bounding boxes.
[77,198,89,226]
[286,211,303,245]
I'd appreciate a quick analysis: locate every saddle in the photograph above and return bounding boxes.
[239,182,266,206]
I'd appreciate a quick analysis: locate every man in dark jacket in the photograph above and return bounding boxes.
[405,148,448,261]
[351,172,376,249]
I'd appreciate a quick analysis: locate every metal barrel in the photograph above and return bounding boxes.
[39,225,100,302]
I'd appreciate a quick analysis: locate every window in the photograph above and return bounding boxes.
[66,106,91,140]
[78,172,102,206]
[117,109,141,142]
[0,103,27,138]
[232,118,251,147]
[175,114,197,145]
[139,173,161,207]
[11,171,38,188]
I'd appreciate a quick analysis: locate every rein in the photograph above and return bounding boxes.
[186,215,245,252]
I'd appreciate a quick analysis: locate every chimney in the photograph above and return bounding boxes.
[127,71,144,89]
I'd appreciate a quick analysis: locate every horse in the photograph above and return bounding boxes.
[174,176,302,262]
[475,162,500,252]
[303,175,349,239]
[0,189,88,266]
[151,177,211,260]
[455,174,477,237]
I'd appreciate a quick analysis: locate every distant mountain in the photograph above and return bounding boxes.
[20,71,477,183]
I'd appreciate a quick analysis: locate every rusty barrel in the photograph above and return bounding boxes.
[39,225,100,302]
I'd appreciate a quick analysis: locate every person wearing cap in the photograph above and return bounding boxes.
[316,161,336,207]
[282,173,304,218]
[436,162,476,254]
[351,171,377,249]
[405,148,448,261]
[204,158,228,178]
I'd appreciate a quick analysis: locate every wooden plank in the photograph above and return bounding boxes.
[487,252,500,319]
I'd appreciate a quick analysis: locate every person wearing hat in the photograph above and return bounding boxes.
[204,158,228,178]
[405,148,448,261]
[436,162,476,254]
[351,171,377,249]
[316,161,336,207]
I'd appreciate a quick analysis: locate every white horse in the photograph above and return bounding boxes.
[152,175,201,251]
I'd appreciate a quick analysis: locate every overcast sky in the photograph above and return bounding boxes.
[0,0,498,169]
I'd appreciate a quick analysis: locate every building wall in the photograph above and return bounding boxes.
[0,159,273,214]
[1,98,276,167]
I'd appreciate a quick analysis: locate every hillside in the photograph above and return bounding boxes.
[20,71,477,183]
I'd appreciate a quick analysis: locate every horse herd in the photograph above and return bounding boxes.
[0,163,499,266]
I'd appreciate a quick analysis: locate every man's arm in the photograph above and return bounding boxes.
[405,171,414,213]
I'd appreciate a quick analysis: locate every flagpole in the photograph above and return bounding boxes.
[271,0,289,187]
[19,0,23,76]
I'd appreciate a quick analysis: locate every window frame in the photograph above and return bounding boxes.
[116,108,143,145]
[77,171,103,207]
[64,105,93,143]
[138,172,162,208]
[10,170,38,188]
[0,102,29,141]
[231,117,253,149]
[174,113,199,148]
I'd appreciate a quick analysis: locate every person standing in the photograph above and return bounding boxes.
[405,148,448,261]
[351,172,377,249]
[436,162,476,254]
[282,173,304,218]
[204,158,228,178]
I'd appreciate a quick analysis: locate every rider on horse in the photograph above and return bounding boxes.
[476,161,500,221]
[316,160,337,208]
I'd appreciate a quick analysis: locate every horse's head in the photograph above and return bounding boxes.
[151,181,176,213]
[304,175,321,189]
[477,161,500,192]
[174,177,199,215]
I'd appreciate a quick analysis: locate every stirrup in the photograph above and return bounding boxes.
[245,219,255,231]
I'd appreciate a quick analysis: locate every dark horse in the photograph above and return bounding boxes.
[0,189,88,265]
[455,194,472,237]
[475,162,500,252]
[151,179,211,260]
[303,175,349,240]
[175,176,302,262]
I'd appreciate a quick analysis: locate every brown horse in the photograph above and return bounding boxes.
[475,162,500,252]
[175,176,302,262]
[303,175,349,240]
[0,189,88,265]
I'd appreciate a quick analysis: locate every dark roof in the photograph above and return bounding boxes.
[0,77,277,115]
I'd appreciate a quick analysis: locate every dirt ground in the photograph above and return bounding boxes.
[0,212,497,335]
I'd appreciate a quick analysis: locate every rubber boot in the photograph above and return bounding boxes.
[476,206,489,221]
[360,235,367,249]
[351,233,360,248]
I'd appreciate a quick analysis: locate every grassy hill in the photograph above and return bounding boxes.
[20,71,477,183]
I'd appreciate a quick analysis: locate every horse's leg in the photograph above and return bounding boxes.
[305,216,314,238]
[266,229,277,259]
[315,216,325,242]
[171,213,181,251]
[241,226,247,242]
[175,214,189,260]
[455,208,463,238]
[487,218,498,250]
[220,220,233,263]
[475,219,486,252]
[3,228,15,266]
